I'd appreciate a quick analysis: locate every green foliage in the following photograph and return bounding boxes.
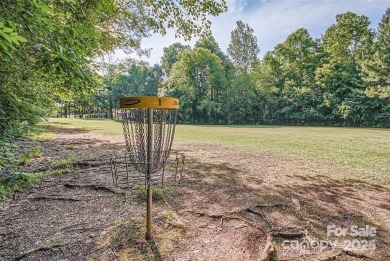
[30,130,54,142]
[54,8,390,128]
[18,147,42,166]
[0,141,15,175]
[19,154,31,166]
[0,20,27,57]
[364,8,390,88]
[0,165,72,200]
[169,47,227,123]
[195,35,227,62]
[0,172,45,200]
[141,0,227,41]
[227,20,260,73]
[0,148,78,200]
[160,43,191,77]
[65,144,77,150]
[322,12,374,63]
[223,74,258,124]
[0,0,227,140]
[54,156,80,170]
[137,185,171,201]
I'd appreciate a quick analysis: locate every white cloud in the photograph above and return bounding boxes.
[115,0,390,65]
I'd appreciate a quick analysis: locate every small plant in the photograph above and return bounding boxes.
[0,172,46,200]
[137,185,171,201]
[53,156,80,170]
[70,156,81,165]
[18,153,31,166]
[54,159,70,169]
[31,147,42,157]
[0,142,15,169]
[18,147,42,166]
[65,144,77,150]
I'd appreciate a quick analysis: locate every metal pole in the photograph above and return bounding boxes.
[146,108,153,240]
[175,153,179,181]
[162,160,165,188]
[180,153,185,180]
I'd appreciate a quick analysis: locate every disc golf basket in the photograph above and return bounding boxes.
[110,96,183,240]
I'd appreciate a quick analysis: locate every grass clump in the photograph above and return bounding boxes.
[65,144,77,150]
[0,172,45,199]
[0,156,77,200]
[53,156,80,170]
[137,185,171,201]
[0,141,15,171]
[0,168,72,200]
[18,147,42,166]
[29,125,54,142]
[30,131,53,142]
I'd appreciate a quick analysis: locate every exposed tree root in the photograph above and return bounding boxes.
[258,233,274,261]
[183,203,310,261]
[14,243,69,261]
[60,222,88,232]
[342,249,376,259]
[64,183,124,194]
[271,231,305,238]
[182,203,284,218]
[223,215,268,236]
[222,215,274,261]
[320,249,377,261]
[183,208,286,261]
[28,196,82,201]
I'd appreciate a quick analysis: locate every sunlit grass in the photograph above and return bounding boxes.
[48,118,390,185]
[30,130,54,142]
[50,118,123,134]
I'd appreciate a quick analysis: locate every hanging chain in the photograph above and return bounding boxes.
[120,108,178,174]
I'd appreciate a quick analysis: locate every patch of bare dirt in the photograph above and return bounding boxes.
[0,123,389,261]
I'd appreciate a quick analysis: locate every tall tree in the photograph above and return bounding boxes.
[227,20,259,73]
[169,47,227,123]
[251,52,283,123]
[376,8,390,81]
[322,12,374,64]
[365,8,390,87]
[195,35,226,61]
[160,43,191,77]
[145,64,163,96]
[363,8,390,127]
[223,74,258,124]
[315,59,364,124]
[274,29,325,124]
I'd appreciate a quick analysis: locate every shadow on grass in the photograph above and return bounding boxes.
[148,238,162,261]
[175,157,390,259]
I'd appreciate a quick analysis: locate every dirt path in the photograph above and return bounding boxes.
[0,123,389,260]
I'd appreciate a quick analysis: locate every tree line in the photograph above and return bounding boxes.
[67,9,390,127]
[1,2,389,143]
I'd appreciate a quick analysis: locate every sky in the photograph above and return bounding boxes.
[115,0,390,65]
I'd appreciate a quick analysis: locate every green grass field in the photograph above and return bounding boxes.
[49,118,390,185]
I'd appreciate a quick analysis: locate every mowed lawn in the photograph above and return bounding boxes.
[49,118,390,185]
